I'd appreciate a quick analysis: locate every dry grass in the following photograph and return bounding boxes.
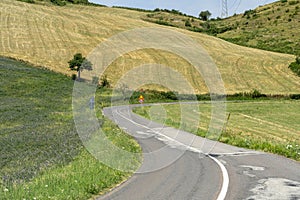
[1,0,300,94]
[0,0,150,74]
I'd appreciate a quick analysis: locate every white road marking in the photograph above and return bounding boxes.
[136,131,149,135]
[114,109,202,154]
[208,155,229,200]
[113,108,230,200]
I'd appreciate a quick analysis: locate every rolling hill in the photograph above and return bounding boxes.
[211,0,300,56]
[141,0,300,56]
[1,0,299,94]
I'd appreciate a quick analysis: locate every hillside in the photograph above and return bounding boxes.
[211,0,300,56]
[0,56,141,199]
[17,0,92,6]
[141,1,300,56]
[1,0,300,94]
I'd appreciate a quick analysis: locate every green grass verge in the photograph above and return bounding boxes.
[0,57,141,199]
[133,101,300,161]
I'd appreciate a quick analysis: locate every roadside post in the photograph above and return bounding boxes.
[139,95,144,104]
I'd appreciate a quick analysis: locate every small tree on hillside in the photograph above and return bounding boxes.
[185,19,192,27]
[99,75,110,88]
[68,53,93,80]
[289,56,300,76]
[199,10,212,21]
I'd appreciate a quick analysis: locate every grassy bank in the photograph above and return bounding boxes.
[133,101,300,161]
[0,57,141,199]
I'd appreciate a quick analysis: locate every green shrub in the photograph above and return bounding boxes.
[155,20,174,27]
[99,75,110,88]
[185,19,192,27]
[113,6,153,12]
[19,0,35,3]
[289,0,299,5]
[243,9,256,17]
[290,94,300,99]
[71,74,77,80]
[50,0,66,6]
[289,56,300,76]
[250,89,266,98]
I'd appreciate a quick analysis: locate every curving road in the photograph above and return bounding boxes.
[97,104,300,200]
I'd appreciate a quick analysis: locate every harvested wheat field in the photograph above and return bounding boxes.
[0,0,299,94]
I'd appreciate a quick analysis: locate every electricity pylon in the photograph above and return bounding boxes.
[221,0,228,18]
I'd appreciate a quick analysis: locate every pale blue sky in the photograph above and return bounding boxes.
[90,0,278,17]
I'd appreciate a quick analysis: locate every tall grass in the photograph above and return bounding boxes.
[0,57,141,199]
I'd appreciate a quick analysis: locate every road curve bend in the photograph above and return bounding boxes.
[97,104,300,200]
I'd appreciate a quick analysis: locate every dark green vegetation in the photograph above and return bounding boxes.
[140,8,233,35]
[0,57,141,199]
[17,0,105,6]
[289,56,300,76]
[142,10,205,32]
[112,6,205,31]
[199,10,212,21]
[206,0,300,56]
[68,53,93,79]
[133,101,300,161]
[98,88,300,105]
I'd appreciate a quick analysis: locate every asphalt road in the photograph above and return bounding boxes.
[97,104,300,200]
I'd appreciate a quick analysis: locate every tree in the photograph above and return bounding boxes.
[289,56,300,76]
[68,53,93,80]
[185,19,192,27]
[199,10,212,21]
[100,75,110,88]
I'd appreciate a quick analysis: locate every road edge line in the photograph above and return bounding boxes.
[112,106,229,200]
[208,155,229,200]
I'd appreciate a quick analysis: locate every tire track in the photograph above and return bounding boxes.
[54,9,81,51]
[259,58,290,92]
[4,10,12,53]
[233,122,295,142]
[239,113,300,139]
[0,4,8,52]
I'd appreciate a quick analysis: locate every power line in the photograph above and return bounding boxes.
[229,0,238,10]
[233,0,242,14]
[221,0,228,18]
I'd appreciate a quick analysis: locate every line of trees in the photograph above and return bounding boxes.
[18,0,92,6]
[50,0,89,6]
